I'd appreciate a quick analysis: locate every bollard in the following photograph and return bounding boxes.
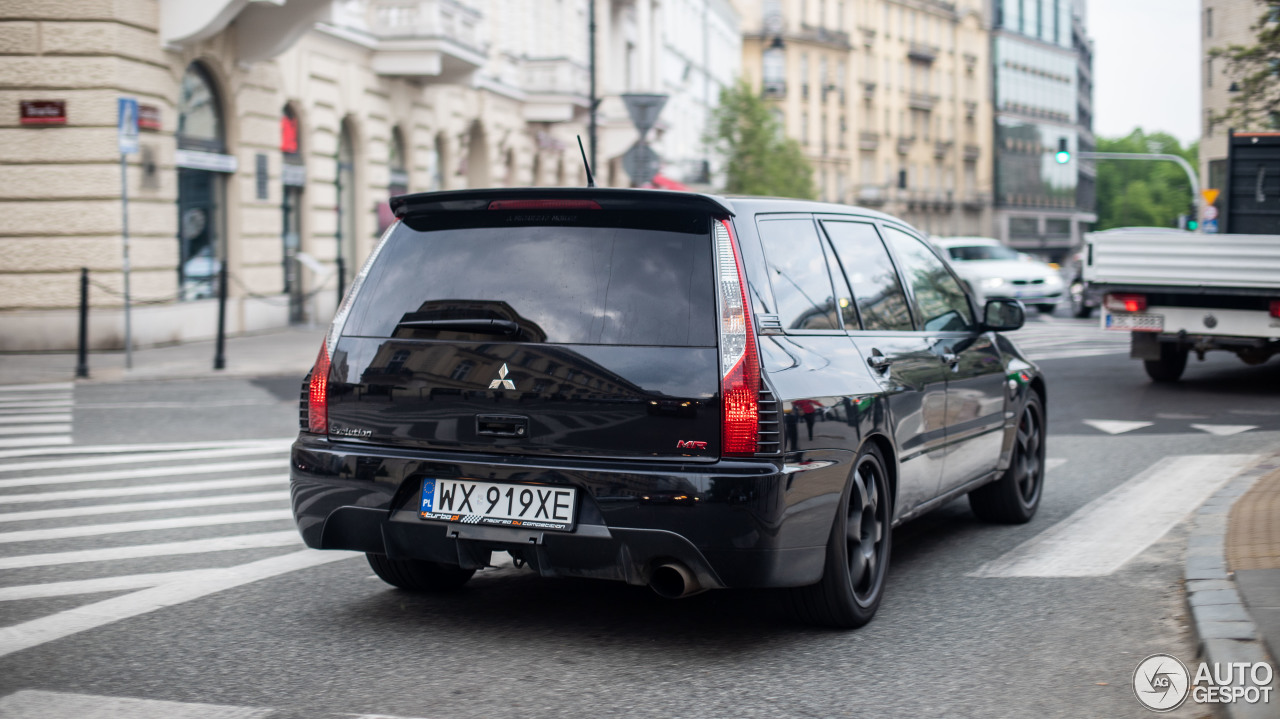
[75,267,89,379]
[214,261,227,370]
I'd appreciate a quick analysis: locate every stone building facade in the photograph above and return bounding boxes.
[734,0,994,237]
[1200,0,1278,212]
[0,0,739,352]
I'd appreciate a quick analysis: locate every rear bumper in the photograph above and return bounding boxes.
[290,437,848,589]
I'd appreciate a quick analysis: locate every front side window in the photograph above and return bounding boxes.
[822,221,914,332]
[882,226,974,333]
[757,217,841,331]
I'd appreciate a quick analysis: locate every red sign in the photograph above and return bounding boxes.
[19,100,66,125]
[280,116,299,154]
[138,104,161,131]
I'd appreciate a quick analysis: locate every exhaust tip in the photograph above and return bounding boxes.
[649,562,702,599]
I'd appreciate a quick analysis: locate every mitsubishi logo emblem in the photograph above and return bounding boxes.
[488,363,516,390]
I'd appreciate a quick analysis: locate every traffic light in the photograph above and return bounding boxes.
[1186,201,1199,231]
[1055,137,1070,164]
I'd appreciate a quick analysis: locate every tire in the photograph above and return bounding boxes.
[786,444,892,628]
[1143,343,1189,383]
[1035,304,1057,315]
[969,393,1045,524]
[1069,281,1093,319]
[366,553,475,592]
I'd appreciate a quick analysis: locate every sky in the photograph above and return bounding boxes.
[1086,0,1201,145]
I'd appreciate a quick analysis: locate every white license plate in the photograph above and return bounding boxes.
[420,478,577,532]
[1105,313,1164,332]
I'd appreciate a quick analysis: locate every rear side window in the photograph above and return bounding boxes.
[822,221,914,332]
[341,210,716,347]
[756,217,841,331]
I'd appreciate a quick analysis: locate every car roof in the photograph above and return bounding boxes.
[931,236,1003,247]
[722,196,912,227]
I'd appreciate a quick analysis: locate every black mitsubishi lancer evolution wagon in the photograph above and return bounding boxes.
[290,188,1046,628]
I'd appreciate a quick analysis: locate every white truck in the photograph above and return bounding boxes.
[1082,227,1280,382]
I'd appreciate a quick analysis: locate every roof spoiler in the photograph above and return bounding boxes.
[390,187,735,219]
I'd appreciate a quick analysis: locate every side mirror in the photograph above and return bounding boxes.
[983,298,1025,332]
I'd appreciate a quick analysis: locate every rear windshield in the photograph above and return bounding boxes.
[341,210,717,347]
[946,244,1020,261]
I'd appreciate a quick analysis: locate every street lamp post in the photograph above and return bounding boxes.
[1078,151,1205,234]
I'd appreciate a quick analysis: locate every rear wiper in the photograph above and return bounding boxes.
[395,319,520,335]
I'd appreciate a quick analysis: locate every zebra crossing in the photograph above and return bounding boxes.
[0,382,74,449]
[0,437,348,659]
[1007,314,1129,361]
[0,690,432,719]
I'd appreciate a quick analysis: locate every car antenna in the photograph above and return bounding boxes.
[576,135,595,188]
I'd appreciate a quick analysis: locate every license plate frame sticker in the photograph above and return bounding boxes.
[420,478,577,532]
[1104,313,1164,332]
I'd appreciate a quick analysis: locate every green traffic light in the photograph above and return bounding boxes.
[1188,220,1199,230]
[1055,151,1070,164]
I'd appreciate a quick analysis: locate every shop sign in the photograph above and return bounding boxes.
[175,149,238,173]
[138,104,161,131]
[20,100,66,125]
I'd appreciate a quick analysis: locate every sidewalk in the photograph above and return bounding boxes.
[0,326,325,386]
[1185,453,1280,719]
[1228,465,1280,664]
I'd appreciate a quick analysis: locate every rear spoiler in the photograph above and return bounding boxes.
[390,187,735,219]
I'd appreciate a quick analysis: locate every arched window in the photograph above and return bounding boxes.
[176,62,228,301]
[380,127,408,234]
[281,105,305,322]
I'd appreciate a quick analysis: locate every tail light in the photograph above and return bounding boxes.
[715,218,759,456]
[1104,293,1147,313]
[1271,300,1280,319]
[307,342,330,434]
[305,220,400,436]
[487,199,601,210]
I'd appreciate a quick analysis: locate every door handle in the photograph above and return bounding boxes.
[867,354,892,372]
[941,353,960,366]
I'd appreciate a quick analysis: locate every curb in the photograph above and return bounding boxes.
[1185,454,1280,719]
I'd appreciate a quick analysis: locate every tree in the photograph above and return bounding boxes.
[710,80,816,199]
[1209,1,1280,129]
[1094,130,1199,231]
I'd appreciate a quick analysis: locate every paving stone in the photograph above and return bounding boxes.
[1190,589,1244,607]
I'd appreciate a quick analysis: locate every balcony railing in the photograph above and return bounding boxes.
[762,80,786,98]
[857,184,886,205]
[862,81,876,100]
[908,92,938,111]
[369,0,485,51]
[896,136,916,154]
[934,140,953,158]
[908,43,938,63]
[963,143,981,161]
[859,131,880,151]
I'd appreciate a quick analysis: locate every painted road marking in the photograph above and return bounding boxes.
[0,436,71,449]
[970,454,1259,577]
[0,531,301,570]
[0,690,273,718]
[0,414,72,425]
[0,382,75,392]
[0,509,294,544]
[0,490,289,523]
[0,437,291,461]
[1190,424,1258,436]
[1082,419,1154,435]
[0,569,219,601]
[0,443,291,474]
[0,424,72,436]
[0,549,351,659]
[0,458,283,489]
[0,475,288,505]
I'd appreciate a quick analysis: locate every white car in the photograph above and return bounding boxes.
[932,237,1064,314]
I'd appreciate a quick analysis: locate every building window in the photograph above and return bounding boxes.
[450,361,475,381]
[1206,7,1213,37]
[177,62,227,302]
[1207,57,1213,87]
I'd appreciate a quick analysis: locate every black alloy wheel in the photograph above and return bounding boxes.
[366,553,476,591]
[1070,280,1093,318]
[1144,343,1189,383]
[787,444,892,628]
[969,393,1045,524]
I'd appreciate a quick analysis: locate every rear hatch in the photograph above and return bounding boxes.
[325,196,724,461]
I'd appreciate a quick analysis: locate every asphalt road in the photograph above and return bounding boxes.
[1,314,1277,718]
